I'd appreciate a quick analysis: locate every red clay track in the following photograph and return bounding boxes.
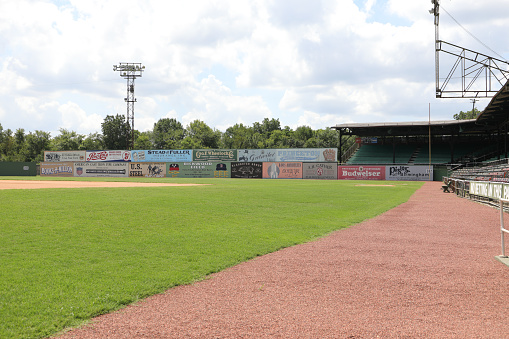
[0,180,203,189]
[59,182,509,338]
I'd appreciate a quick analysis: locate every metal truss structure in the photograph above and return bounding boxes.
[430,0,509,98]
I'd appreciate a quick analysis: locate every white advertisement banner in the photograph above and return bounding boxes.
[385,165,433,181]
[237,148,337,162]
[469,181,509,200]
[44,151,86,162]
[86,150,131,162]
[74,162,129,177]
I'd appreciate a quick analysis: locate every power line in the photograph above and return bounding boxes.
[441,5,507,62]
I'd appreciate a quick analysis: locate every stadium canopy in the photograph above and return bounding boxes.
[331,79,509,138]
[331,120,484,137]
[477,80,509,128]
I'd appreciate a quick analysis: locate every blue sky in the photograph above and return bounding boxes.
[1,0,509,136]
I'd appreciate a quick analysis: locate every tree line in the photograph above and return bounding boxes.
[0,115,348,163]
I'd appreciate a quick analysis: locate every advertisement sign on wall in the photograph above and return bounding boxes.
[262,162,302,179]
[128,163,166,178]
[385,165,433,181]
[40,162,74,177]
[276,148,337,162]
[469,181,509,200]
[238,148,337,162]
[166,162,230,178]
[44,151,86,162]
[86,150,131,162]
[237,149,278,162]
[74,162,129,177]
[131,150,192,162]
[338,166,386,180]
[302,163,338,180]
[193,149,237,162]
[231,162,263,179]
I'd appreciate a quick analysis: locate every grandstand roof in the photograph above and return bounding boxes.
[333,79,509,137]
[477,79,509,127]
[331,119,485,137]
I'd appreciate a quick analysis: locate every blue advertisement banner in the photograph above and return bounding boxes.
[131,150,193,162]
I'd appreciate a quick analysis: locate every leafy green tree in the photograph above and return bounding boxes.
[0,128,14,161]
[265,129,291,148]
[453,108,480,120]
[25,130,51,162]
[80,133,104,150]
[50,128,84,151]
[253,118,281,137]
[222,123,253,149]
[134,131,154,150]
[315,128,339,148]
[182,120,220,149]
[293,125,314,148]
[153,118,185,149]
[101,114,131,150]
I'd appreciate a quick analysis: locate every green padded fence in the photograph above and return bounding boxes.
[0,162,37,176]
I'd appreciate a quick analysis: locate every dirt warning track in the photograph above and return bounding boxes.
[0,180,204,190]
[57,181,509,338]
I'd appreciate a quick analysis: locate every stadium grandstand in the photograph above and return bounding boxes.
[332,79,509,181]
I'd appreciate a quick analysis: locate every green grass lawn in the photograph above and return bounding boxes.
[0,177,422,338]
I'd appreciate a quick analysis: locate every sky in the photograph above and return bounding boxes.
[1,0,509,137]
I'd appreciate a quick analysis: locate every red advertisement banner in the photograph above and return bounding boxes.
[337,166,385,180]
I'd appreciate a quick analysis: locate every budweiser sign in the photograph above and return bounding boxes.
[338,166,385,180]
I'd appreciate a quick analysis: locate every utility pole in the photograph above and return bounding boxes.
[113,62,145,150]
[470,98,478,116]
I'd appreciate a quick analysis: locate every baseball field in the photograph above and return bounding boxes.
[0,177,421,338]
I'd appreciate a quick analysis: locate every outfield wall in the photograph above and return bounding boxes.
[40,161,433,181]
[0,162,37,176]
[39,148,437,180]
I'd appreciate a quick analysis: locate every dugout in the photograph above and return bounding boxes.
[331,80,509,178]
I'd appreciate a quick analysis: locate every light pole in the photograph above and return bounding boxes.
[113,62,145,150]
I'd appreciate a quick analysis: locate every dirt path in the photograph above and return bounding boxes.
[0,180,204,189]
[58,181,509,338]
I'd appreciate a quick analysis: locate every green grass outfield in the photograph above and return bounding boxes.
[0,177,423,338]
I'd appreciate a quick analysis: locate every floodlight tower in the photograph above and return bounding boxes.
[113,62,145,150]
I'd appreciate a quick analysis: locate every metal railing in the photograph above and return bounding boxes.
[499,199,509,258]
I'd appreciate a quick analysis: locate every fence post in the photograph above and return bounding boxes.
[499,199,509,258]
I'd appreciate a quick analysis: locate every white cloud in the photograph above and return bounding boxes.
[0,0,508,136]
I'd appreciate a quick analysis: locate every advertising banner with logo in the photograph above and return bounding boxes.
[263,162,302,179]
[128,163,166,178]
[238,148,337,162]
[86,150,131,162]
[40,162,74,177]
[237,149,278,162]
[338,166,385,180]
[231,162,263,178]
[74,162,128,177]
[193,149,237,162]
[385,165,433,181]
[131,150,192,162]
[44,151,86,162]
[302,163,338,180]
[166,162,230,178]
